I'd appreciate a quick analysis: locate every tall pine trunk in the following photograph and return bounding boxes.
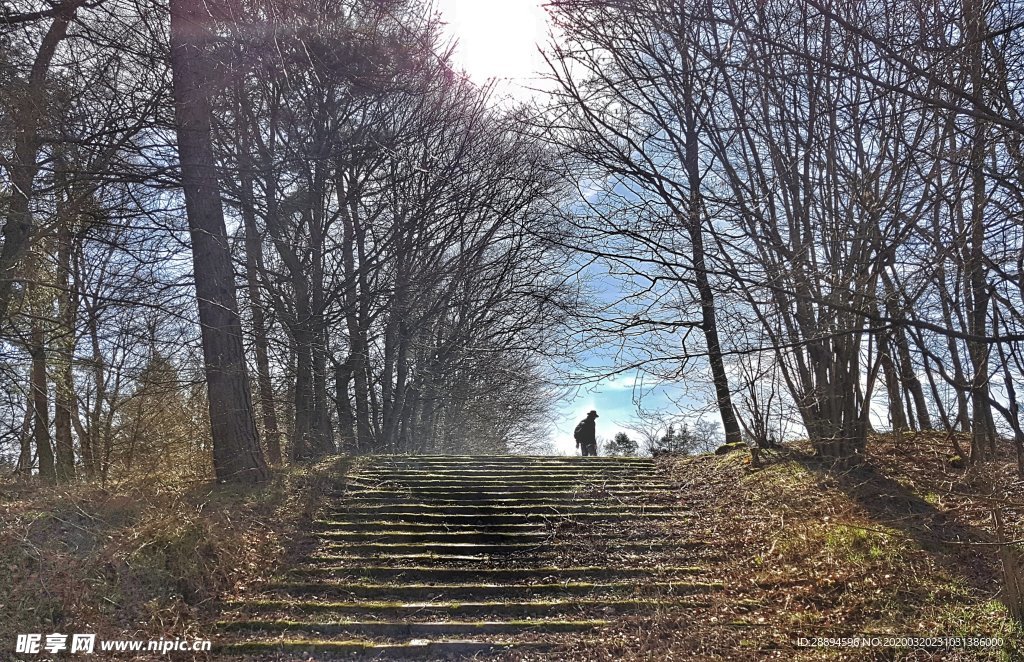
[238,169,282,464]
[54,221,76,481]
[169,0,268,484]
[30,320,55,481]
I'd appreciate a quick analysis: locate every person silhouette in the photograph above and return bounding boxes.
[573,410,599,456]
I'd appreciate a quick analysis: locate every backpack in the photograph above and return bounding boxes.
[573,419,586,441]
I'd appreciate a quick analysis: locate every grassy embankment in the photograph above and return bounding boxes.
[0,457,350,658]
[577,433,1023,660]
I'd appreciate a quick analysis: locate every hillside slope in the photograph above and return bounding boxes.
[568,434,1022,660]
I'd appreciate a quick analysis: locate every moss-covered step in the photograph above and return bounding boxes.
[222,597,707,621]
[288,565,706,583]
[318,538,701,555]
[216,638,547,659]
[364,465,651,475]
[341,495,665,508]
[319,511,690,525]
[311,530,549,544]
[352,469,655,479]
[341,486,671,497]
[346,477,663,487]
[304,544,707,566]
[339,489,667,500]
[217,618,607,637]
[317,541,544,555]
[304,552,521,563]
[312,520,547,533]
[329,508,679,518]
[368,457,655,467]
[263,580,721,601]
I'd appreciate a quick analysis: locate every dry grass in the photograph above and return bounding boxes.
[540,433,1024,661]
[0,457,350,656]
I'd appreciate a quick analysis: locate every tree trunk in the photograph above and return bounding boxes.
[312,328,335,455]
[169,0,268,483]
[879,336,909,431]
[881,275,932,431]
[54,222,76,481]
[963,0,993,463]
[31,321,56,481]
[341,207,373,452]
[334,357,356,453]
[290,327,315,461]
[17,388,34,476]
[0,0,84,320]
[239,170,282,464]
[681,43,742,445]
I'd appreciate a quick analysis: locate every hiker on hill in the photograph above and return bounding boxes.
[573,410,599,456]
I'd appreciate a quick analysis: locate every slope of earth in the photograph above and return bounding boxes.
[548,434,1022,661]
[215,455,717,659]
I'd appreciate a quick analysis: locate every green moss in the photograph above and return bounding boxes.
[935,599,1024,660]
[739,460,810,486]
[822,524,907,565]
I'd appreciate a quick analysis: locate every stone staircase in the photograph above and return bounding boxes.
[217,455,718,659]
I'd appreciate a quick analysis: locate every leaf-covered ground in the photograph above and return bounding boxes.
[1,458,349,660]
[3,439,1022,661]
[534,434,1022,661]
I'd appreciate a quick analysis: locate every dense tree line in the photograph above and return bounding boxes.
[2,0,1022,481]
[0,0,568,482]
[543,0,1024,470]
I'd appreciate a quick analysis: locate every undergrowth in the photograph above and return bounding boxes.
[550,433,1024,661]
[0,457,349,653]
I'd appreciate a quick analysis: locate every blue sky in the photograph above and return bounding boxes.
[435,1,722,455]
[549,373,701,455]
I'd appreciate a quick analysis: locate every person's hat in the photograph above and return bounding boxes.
[588,410,599,417]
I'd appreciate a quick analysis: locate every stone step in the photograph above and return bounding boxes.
[319,539,698,556]
[355,473,657,482]
[264,580,720,601]
[319,511,690,525]
[312,530,550,544]
[223,597,706,621]
[218,618,605,637]
[349,477,668,488]
[330,503,677,516]
[312,520,546,534]
[341,486,669,496]
[305,543,707,564]
[353,470,658,480]
[288,565,705,583]
[348,475,659,485]
[318,541,544,555]
[343,485,671,496]
[218,639,546,658]
[364,457,651,467]
[342,487,668,498]
[306,553,535,564]
[342,494,666,506]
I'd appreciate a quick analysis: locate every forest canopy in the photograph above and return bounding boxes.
[1,0,1022,480]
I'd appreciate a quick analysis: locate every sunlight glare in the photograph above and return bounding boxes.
[433,0,552,98]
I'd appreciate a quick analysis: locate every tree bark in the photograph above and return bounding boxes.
[54,223,76,481]
[964,0,993,462]
[169,0,268,483]
[0,0,85,321]
[238,169,283,464]
[31,320,56,481]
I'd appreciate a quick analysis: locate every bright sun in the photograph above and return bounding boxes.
[432,0,553,97]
